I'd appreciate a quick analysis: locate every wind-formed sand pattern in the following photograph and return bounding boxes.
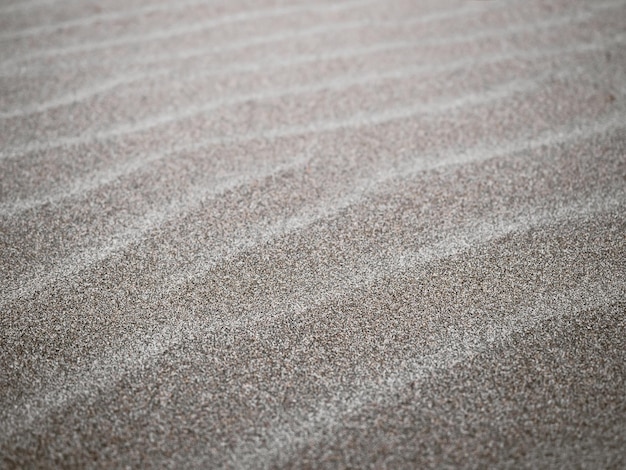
[1,0,625,467]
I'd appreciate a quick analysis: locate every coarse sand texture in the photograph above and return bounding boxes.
[1,0,625,468]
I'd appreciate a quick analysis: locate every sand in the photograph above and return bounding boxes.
[1,0,625,467]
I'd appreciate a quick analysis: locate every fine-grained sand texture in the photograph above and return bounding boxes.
[1,0,625,468]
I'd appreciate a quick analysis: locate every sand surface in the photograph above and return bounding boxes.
[1,0,625,468]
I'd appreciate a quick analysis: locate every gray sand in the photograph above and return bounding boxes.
[1,0,625,468]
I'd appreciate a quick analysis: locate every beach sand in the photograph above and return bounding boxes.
[1,0,625,467]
